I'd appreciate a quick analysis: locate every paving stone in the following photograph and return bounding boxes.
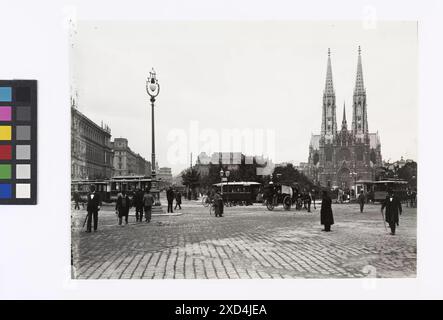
[72,201,416,279]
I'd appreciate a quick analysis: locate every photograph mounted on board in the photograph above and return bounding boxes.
[70,21,417,279]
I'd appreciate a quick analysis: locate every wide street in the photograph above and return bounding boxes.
[71,196,416,279]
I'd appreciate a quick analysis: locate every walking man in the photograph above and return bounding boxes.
[86,185,101,233]
[134,188,144,222]
[174,190,182,210]
[213,191,224,217]
[358,190,366,213]
[143,190,155,223]
[166,186,175,213]
[116,190,131,226]
[381,189,402,235]
[73,190,81,210]
[305,192,312,212]
[320,190,334,232]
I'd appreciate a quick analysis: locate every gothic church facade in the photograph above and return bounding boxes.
[308,47,382,189]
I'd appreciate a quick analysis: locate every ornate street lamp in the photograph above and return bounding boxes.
[146,68,161,205]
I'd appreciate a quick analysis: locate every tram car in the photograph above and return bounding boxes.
[71,175,153,203]
[353,179,409,203]
[212,181,261,206]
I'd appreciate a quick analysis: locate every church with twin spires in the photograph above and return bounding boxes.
[308,47,382,189]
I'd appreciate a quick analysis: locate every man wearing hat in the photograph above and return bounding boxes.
[381,189,403,235]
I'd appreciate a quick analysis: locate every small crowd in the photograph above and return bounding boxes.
[73,185,183,232]
[75,185,407,236]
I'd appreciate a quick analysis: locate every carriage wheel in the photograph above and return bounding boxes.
[202,196,210,207]
[283,196,292,211]
[266,200,274,211]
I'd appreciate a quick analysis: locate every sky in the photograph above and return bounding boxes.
[72,21,418,176]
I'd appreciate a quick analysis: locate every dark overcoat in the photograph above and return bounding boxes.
[116,194,131,217]
[381,195,402,225]
[320,196,334,225]
[87,192,101,212]
[134,190,144,209]
[175,192,182,204]
[166,189,175,202]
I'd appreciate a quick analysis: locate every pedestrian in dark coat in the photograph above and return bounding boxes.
[357,190,366,213]
[116,191,131,225]
[213,191,224,217]
[143,190,155,223]
[134,188,144,222]
[381,189,402,235]
[73,191,81,210]
[320,190,334,232]
[174,191,182,210]
[166,187,175,213]
[86,185,101,232]
[304,192,312,212]
[311,190,316,209]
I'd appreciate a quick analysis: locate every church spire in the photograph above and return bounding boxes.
[352,45,369,138]
[354,45,365,94]
[341,102,347,130]
[321,48,337,139]
[324,48,334,95]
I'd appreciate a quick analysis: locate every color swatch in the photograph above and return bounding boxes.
[0,80,37,204]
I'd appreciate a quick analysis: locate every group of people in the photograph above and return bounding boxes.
[81,183,405,236]
[80,186,156,232]
[116,188,155,225]
[166,187,182,213]
[320,188,403,235]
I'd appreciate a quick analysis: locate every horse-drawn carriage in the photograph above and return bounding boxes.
[262,182,316,211]
[263,183,294,211]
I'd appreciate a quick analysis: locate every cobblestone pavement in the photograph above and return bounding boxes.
[71,199,416,279]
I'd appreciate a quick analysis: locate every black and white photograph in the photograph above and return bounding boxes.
[70,20,417,279]
[5,0,443,303]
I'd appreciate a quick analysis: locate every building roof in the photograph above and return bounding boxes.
[72,107,112,137]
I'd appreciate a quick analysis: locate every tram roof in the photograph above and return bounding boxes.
[212,181,261,187]
[374,180,408,184]
[72,176,152,183]
[111,175,151,180]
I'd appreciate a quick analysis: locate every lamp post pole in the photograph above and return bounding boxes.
[151,96,156,181]
[146,68,160,206]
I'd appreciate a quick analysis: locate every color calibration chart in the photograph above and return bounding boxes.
[0,80,37,204]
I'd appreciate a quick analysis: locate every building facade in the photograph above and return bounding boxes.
[157,167,173,185]
[195,152,271,177]
[308,47,382,189]
[112,138,151,176]
[71,107,114,180]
